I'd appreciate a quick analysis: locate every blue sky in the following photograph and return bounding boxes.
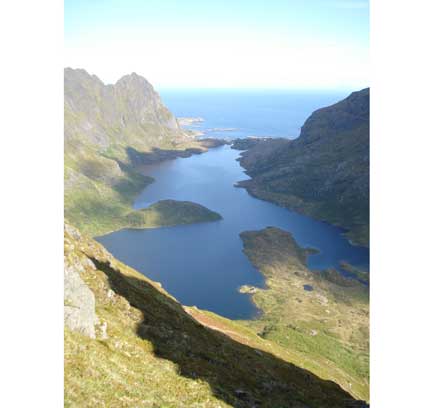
[65,0,369,89]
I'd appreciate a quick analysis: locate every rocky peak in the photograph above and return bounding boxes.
[112,71,179,130]
[297,88,369,143]
[114,72,154,97]
[116,71,150,86]
[64,67,183,149]
[64,67,104,92]
[235,88,370,246]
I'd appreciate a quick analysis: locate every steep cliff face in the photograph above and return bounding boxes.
[64,68,184,153]
[64,68,217,236]
[64,222,367,407]
[64,224,98,338]
[237,89,370,246]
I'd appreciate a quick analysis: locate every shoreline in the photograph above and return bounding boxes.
[237,226,369,401]
[234,173,369,249]
[80,139,228,239]
[231,134,369,249]
[95,200,223,239]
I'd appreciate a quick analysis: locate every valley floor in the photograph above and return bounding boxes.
[65,141,369,406]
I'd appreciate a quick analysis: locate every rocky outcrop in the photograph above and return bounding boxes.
[237,89,370,246]
[64,224,97,338]
[64,261,97,338]
[64,67,194,201]
[64,219,367,406]
[231,137,283,151]
[64,68,186,150]
[64,68,224,236]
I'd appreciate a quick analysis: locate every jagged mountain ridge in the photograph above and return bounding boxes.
[64,68,219,236]
[63,73,370,404]
[64,67,191,183]
[64,68,185,152]
[236,88,370,246]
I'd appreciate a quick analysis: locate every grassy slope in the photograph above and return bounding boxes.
[65,224,365,408]
[235,89,369,247]
[64,138,227,237]
[122,199,222,229]
[64,68,226,237]
[64,70,368,404]
[238,227,369,401]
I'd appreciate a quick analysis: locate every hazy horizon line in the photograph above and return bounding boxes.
[157,86,367,92]
[65,66,367,94]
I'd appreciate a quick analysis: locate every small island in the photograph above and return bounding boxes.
[178,117,205,127]
[125,199,222,229]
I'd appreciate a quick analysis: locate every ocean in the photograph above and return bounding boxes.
[159,89,348,139]
[97,89,369,319]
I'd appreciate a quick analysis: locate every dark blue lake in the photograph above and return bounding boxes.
[97,145,369,319]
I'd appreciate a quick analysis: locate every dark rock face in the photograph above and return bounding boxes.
[300,88,369,142]
[231,137,276,151]
[237,89,370,246]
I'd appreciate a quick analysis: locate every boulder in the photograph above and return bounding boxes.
[64,260,97,338]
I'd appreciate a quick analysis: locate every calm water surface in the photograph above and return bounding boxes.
[97,145,369,319]
[159,89,347,139]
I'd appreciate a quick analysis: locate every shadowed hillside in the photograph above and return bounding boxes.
[239,227,370,400]
[64,223,367,407]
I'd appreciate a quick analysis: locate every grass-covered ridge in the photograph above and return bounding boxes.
[122,199,222,229]
[238,227,370,401]
[64,141,225,237]
[235,89,370,247]
[64,68,369,405]
[64,223,366,407]
[64,67,226,236]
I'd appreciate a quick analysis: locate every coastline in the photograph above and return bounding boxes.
[234,165,369,248]
[95,199,223,239]
[66,139,228,238]
[237,226,369,401]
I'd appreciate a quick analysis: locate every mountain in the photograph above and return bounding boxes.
[64,222,367,407]
[235,88,370,246]
[64,68,188,157]
[64,68,223,236]
[64,75,370,404]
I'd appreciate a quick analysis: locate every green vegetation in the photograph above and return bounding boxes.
[64,164,151,236]
[64,69,369,405]
[65,223,365,407]
[340,261,370,284]
[124,200,222,229]
[239,227,369,401]
[65,174,222,238]
[64,141,223,237]
[64,68,225,236]
[236,89,370,247]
